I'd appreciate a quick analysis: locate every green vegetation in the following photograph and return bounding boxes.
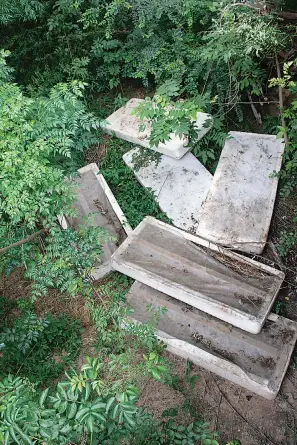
[0,364,222,445]
[0,0,297,443]
[100,138,171,227]
[0,306,82,384]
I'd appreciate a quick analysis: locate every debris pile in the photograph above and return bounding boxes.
[74,99,293,399]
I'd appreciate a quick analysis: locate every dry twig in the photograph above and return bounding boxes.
[248,93,263,126]
[0,230,44,255]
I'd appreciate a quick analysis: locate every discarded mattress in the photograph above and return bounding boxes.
[197,132,285,254]
[101,98,212,159]
[65,163,132,280]
[126,281,297,400]
[123,148,213,232]
[111,217,284,334]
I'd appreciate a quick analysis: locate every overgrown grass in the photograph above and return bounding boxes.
[100,137,171,228]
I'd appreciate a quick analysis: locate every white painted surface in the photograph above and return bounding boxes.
[101,98,212,159]
[78,163,132,235]
[61,163,132,280]
[197,132,285,254]
[125,282,297,400]
[123,148,213,232]
[111,217,284,334]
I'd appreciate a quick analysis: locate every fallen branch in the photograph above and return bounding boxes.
[277,11,297,20]
[248,93,263,125]
[225,100,279,105]
[275,51,289,146]
[0,230,44,255]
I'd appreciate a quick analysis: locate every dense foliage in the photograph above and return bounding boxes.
[0,307,82,383]
[0,0,286,101]
[0,364,224,445]
[0,49,104,300]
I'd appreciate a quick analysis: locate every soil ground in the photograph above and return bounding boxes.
[140,353,297,445]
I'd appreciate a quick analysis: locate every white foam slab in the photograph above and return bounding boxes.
[126,282,297,400]
[111,217,284,334]
[63,163,132,280]
[197,132,285,254]
[101,98,212,159]
[123,148,213,233]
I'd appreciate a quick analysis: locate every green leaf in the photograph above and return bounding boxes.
[156,365,168,373]
[58,400,68,414]
[4,430,10,445]
[84,382,91,401]
[112,403,119,420]
[91,402,106,411]
[40,409,56,417]
[39,428,52,440]
[91,412,106,423]
[76,407,90,421]
[9,426,19,444]
[105,396,115,414]
[39,388,49,407]
[67,402,77,419]
[86,415,94,432]
[14,425,32,445]
[149,351,157,361]
[156,80,180,98]
[122,411,136,428]
[151,368,162,381]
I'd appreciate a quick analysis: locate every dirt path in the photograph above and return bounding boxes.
[138,352,297,445]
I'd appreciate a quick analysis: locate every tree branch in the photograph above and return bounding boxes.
[275,51,289,146]
[248,93,263,125]
[0,230,44,255]
[277,11,297,20]
[220,2,262,27]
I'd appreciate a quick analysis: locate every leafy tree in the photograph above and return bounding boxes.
[0,50,102,299]
[0,0,286,109]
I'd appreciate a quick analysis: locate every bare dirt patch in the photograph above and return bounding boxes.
[84,134,109,167]
[140,352,297,445]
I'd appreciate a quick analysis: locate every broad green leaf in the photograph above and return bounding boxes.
[67,402,77,419]
[39,388,49,407]
[76,407,90,421]
[91,402,106,411]
[14,425,32,445]
[105,396,115,414]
